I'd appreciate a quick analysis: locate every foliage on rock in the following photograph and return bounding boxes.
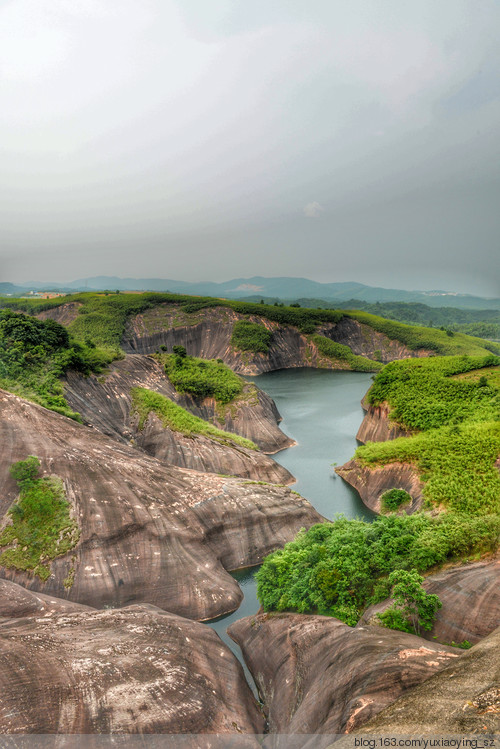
[0,457,80,580]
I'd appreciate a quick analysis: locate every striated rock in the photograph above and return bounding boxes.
[335,459,423,514]
[36,301,82,326]
[359,559,500,647]
[349,626,500,736]
[228,613,459,735]
[121,305,429,374]
[0,579,92,619]
[0,389,322,619]
[0,603,264,735]
[64,353,294,460]
[356,400,412,444]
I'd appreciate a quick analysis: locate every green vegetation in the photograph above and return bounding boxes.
[161,352,243,404]
[377,569,441,635]
[0,457,80,581]
[256,513,499,625]
[381,489,412,512]
[131,387,257,450]
[231,320,272,354]
[2,292,497,358]
[357,354,500,514]
[311,334,382,372]
[346,311,500,356]
[0,309,111,419]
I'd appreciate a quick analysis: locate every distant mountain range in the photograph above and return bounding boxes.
[2,276,499,310]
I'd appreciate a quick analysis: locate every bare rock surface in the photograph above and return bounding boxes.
[65,353,293,459]
[335,459,423,514]
[64,355,292,482]
[121,305,427,374]
[0,389,322,619]
[0,603,264,734]
[36,301,82,326]
[359,560,500,647]
[356,400,412,444]
[228,613,459,735]
[0,579,92,619]
[348,626,500,736]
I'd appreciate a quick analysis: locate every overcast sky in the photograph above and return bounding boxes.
[1,0,499,295]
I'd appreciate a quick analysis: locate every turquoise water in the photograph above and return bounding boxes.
[206,368,374,673]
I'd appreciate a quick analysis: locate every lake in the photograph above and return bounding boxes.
[206,368,374,679]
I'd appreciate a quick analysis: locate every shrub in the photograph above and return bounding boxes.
[381,489,412,512]
[231,321,272,354]
[377,569,441,635]
[256,512,499,625]
[162,353,243,404]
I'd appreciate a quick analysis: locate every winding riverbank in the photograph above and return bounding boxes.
[206,368,374,670]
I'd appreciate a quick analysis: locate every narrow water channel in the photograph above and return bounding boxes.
[206,369,374,674]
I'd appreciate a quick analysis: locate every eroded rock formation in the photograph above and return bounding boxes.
[348,626,500,736]
[356,398,412,444]
[0,389,322,620]
[0,602,264,735]
[228,612,459,735]
[359,559,500,647]
[121,305,429,374]
[335,459,423,514]
[64,354,293,481]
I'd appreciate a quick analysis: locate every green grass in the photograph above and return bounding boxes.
[256,512,500,625]
[161,353,244,404]
[130,387,257,450]
[231,320,272,354]
[311,334,383,372]
[355,354,500,515]
[0,457,80,581]
[346,310,500,357]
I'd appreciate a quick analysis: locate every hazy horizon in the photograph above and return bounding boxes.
[1,0,499,297]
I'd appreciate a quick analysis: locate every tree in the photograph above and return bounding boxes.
[377,569,441,635]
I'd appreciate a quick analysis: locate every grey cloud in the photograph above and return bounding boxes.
[0,0,499,295]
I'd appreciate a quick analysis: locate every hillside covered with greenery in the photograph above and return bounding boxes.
[257,353,500,627]
[2,292,498,358]
[0,309,111,419]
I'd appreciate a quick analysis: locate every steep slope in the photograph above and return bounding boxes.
[358,559,500,647]
[349,626,500,736]
[64,354,293,481]
[0,389,322,620]
[0,600,264,734]
[228,613,459,735]
[122,305,427,373]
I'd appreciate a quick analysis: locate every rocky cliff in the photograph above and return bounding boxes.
[0,596,264,735]
[228,613,459,735]
[64,354,293,482]
[0,389,322,620]
[356,397,412,443]
[359,559,500,647]
[121,305,429,374]
[335,459,424,514]
[348,626,500,736]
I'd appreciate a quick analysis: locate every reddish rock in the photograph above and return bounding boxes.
[0,579,92,619]
[0,389,322,620]
[121,305,428,374]
[0,603,264,734]
[335,459,424,514]
[347,626,500,736]
[359,560,500,646]
[64,353,294,461]
[356,400,412,444]
[228,612,459,735]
